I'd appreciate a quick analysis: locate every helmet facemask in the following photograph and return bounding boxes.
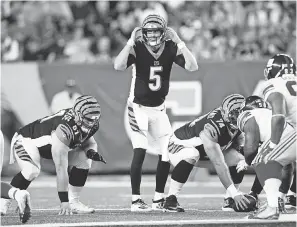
[74,110,100,140]
[221,94,245,131]
[73,95,101,141]
[142,14,167,48]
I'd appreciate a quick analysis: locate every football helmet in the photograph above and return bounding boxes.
[141,14,167,47]
[264,54,296,80]
[73,95,101,138]
[240,95,269,112]
[221,94,245,130]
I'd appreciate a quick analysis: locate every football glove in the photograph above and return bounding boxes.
[236,160,248,173]
[86,149,107,164]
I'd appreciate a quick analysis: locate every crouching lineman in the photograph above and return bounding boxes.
[1,95,106,215]
[236,96,295,212]
[238,53,296,219]
[153,94,252,212]
[0,130,31,223]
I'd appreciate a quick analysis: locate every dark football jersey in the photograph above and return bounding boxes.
[127,40,185,107]
[174,108,241,149]
[18,109,98,159]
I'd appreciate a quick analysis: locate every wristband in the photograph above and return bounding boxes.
[127,39,135,47]
[227,184,239,199]
[58,191,69,202]
[177,41,186,50]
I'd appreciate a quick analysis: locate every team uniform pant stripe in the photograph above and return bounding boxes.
[268,132,296,161]
[266,132,296,160]
[253,140,270,164]
[254,132,296,164]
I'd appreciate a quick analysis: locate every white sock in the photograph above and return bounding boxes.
[153,192,164,201]
[69,185,82,202]
[8,188,19,200]
[263,178,281,208]
[225,184,239,199]
[132,195,141,202]
[168,179,183,196]
[287,190,296,197]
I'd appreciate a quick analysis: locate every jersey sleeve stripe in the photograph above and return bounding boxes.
[60,124,72,140]
[237,111,252,131]
[210,120,221,136]
[262,84,274,96]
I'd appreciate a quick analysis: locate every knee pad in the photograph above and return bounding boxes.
[183,148,200,165]
[75,159,92,170]
[21,165,40,181]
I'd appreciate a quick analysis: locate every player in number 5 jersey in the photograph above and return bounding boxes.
[248,54,296,219]
[114,14,198,211]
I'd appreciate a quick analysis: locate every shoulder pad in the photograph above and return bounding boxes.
[55,123,74,147]
[262,83,275,100]
[237,111,253,132]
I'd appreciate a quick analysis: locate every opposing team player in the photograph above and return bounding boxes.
[156,94,252,212]
[1,95,106,216]
[0,130,31,223]
[237,96,295,213]
[240,54,296,219]
[114,14,198,211]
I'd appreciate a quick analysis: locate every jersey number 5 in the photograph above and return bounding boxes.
[286,81,297,96]
[149,66,163,91]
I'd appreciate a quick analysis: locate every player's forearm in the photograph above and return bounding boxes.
[243,132,259,165]
[213,160,233,189]
[179,44,198,72]
[114,45,133,71]
[270,115,285,145]
[56,167,69,192]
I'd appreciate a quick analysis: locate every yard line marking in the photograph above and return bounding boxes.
[4,217,296,227]
[28,181,254,188]
[29,208,224,212]
[120,194,266,198]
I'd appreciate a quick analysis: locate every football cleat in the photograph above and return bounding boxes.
[131,199,152,212]
[222,197,234,211]
[70,200,95,214]
[15,190,31,223]
[163,195,185,212]
[0,198,12,216]
[152,198,164,211]
[285,195,296,209]
[247,205,279,220]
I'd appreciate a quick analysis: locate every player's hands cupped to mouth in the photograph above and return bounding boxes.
[59,202,73,215]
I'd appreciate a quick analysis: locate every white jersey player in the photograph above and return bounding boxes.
[241,54,297,220]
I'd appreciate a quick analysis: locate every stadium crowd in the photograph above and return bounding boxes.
[1,1,296,63]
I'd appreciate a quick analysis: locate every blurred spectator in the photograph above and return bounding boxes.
[1,1,296,62]
[50,79,82,114]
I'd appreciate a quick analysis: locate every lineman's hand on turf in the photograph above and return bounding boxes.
[166,27,182,44]
[233,193,251,211]
[59,202,73,215]
[86,149,107,164]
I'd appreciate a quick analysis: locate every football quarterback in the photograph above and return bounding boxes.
[114,14,198,212]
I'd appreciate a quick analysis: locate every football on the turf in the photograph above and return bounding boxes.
[232,194,257,212]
